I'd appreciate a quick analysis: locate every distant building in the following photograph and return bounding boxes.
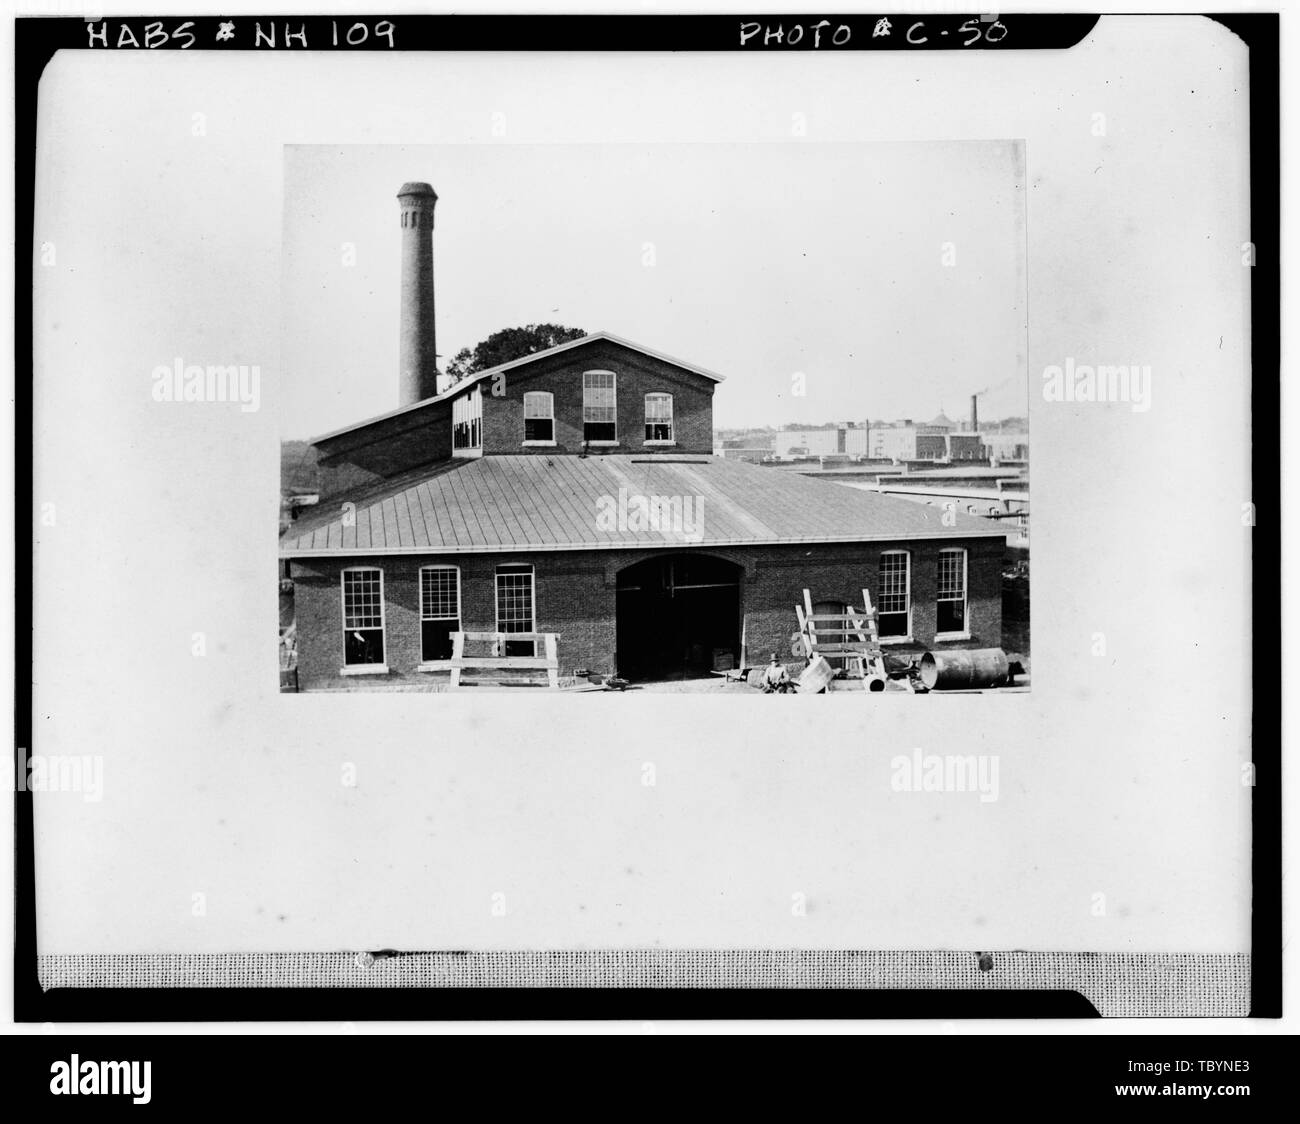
[983,431,1029,461]
[718,445,774,464]
[946,433,985,461]
[717,432,775,464]
[869,400,996,462]
[869,415,954,461]
[774,422,869,459]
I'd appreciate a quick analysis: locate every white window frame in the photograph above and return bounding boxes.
[643,392,675,445]
[522,391,556,446]
[495,563,537,655]
[417,565,461,668]
[935,547,970,640]
[582,370,619,446]
[340,566,388,674]
[877,550,912,643]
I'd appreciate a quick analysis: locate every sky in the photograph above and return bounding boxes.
[282,140,1027,438]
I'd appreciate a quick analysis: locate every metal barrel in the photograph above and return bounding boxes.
[919,648,1010,691]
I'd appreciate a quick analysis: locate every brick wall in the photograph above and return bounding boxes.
[738,537,1003,668]
[306,339,715,500]
[916,433,949,460]
[289,536,1003,690]
[314,401,452,499]
[477,339,715,456]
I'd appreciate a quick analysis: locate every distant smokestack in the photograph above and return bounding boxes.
[970,394,979,433]
[397,182,438,405]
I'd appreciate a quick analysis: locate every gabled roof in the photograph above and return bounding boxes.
[280,454,1006,557]
[311,331,726,445]
[929,411,956,428]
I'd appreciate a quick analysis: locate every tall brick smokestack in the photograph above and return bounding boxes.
[970,393,979,433]
[397,182,438,405]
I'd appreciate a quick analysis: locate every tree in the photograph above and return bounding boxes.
[445,323,587,383]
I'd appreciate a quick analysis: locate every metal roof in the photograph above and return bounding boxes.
[310,331,726,445]
[280,455,1006,557]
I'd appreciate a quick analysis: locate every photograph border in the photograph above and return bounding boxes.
[13,11,1279,1022]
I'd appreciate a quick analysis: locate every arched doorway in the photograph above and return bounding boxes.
[615,553,742,681]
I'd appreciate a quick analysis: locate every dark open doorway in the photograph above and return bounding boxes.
[615,554,741,681]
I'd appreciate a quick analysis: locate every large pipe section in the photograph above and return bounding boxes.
[920,648,1010,690]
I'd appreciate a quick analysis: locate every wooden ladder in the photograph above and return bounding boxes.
[795,588,891,691]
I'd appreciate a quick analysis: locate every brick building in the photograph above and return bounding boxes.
[773,423,868,459]
[868,399,991,463]
[279,182,1007,689]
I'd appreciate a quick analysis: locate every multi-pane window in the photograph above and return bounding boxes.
[523,391,554,443]
[878,551,911,638]
[496,564,536,657]
[582,371,617,442]
[452,384,482,451]
[342,568,385,666]
[644,393,674,443]
[936,548,968,635]
[420,566,460,661]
